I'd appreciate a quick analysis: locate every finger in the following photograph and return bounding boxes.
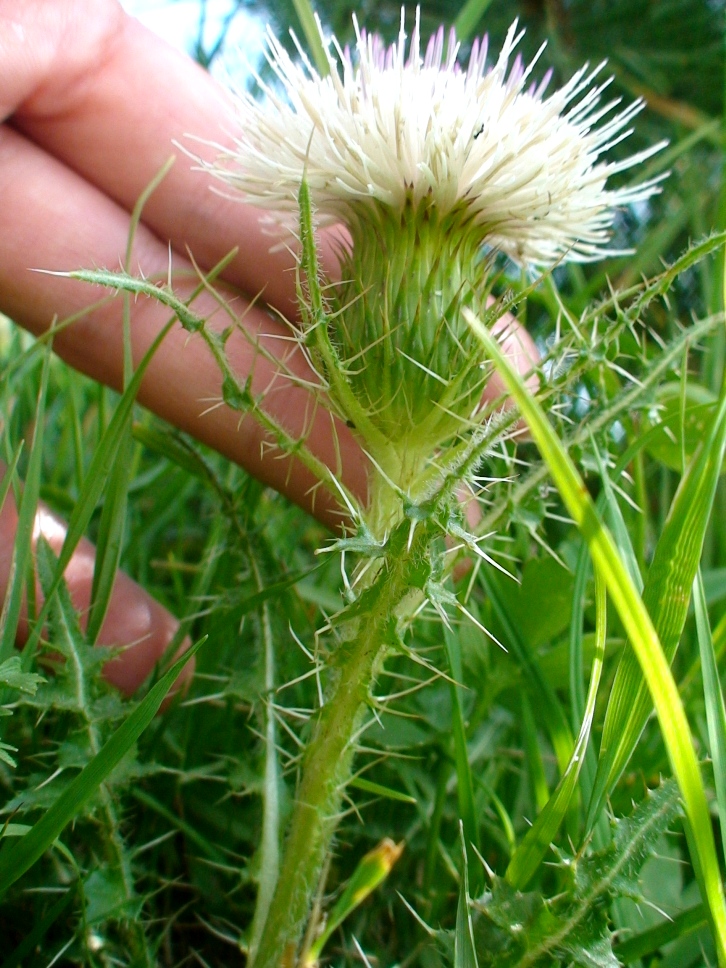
[0,469,193,696]
[0,124,366,525]
[483,313,540,405]
[2,0,337,314]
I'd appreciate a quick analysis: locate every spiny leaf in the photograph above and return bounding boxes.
[0,638,204,895]
[0,657,44,696]
[471,781,680,968]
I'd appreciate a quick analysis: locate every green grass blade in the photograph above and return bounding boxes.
[84,164,175,642]
[694,568,726,862]
[290,0,329,77]
[454,824,479,968]
[520,692,549,814]
[445,622,482,897]
[21,318,176,663]
[595,441,643,592]
[615,902,708,963]
[0,443,23,526]
[0,637,203,896]
[506,569,607,889]
[248,595,281,962]
[86,433,133,645]
[479,569,575,778]
[130,789,224,863]
[349,777,417,804]
[588,387,726,825]
[0,345,51,665]
[453,0,496,41]
[465,308,726,966]
[131,422,215,479]
[2,887,76,968]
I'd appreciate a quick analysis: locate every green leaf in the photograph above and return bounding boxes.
[643,382,720,472]
[85,866,143,924]
[479,568,575,781]
[474,782,680,968]
[615,903,708,963]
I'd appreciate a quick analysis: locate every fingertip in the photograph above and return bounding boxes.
[97,568,193,698]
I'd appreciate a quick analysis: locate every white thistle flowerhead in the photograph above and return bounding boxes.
[214,10,663,266]
[208,10,663,504]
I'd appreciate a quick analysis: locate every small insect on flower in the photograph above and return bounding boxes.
[205,8,664,499]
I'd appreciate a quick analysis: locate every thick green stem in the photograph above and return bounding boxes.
[250,518,434,968]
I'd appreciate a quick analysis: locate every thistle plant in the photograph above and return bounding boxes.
[211,12,663,537]
[3,1,726,966]
[199,10,674,966]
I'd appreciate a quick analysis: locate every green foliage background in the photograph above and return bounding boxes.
[1,0,725,965]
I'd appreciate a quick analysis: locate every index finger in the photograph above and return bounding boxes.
[4,0,330,314]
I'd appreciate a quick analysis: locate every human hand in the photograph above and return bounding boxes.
[0,0,538,693]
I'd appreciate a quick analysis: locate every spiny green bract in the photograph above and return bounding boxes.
[331,197,492,461]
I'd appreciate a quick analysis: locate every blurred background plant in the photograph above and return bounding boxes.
[1,0,725,966]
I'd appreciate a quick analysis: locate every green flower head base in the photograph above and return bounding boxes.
[210,9,663,497]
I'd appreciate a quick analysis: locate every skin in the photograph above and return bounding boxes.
[0,0,539,696]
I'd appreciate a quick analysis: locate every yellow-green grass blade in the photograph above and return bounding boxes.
[85,431,133,645]
[85,162,174,643]
[349,777,417,804]
[0,442,25,666]
[588,387,726,825]
[0,637,203,895]
[465,307,726,966]
[520,692,549,814]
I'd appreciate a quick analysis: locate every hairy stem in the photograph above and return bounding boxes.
[250,516,436,968]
